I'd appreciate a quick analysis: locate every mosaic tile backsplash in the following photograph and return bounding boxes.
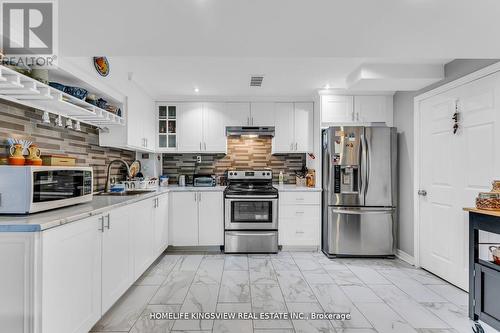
[0,101,135,191]
[162,136,306,184]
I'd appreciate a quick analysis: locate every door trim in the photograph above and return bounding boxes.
[413,61,500,267]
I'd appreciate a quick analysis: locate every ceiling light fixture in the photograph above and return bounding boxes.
[194,87,200,93]
[324,84,330,89]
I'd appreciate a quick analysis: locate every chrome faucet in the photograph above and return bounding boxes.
[104,159,132,192]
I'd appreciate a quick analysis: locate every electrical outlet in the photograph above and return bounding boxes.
[196,155,202,163]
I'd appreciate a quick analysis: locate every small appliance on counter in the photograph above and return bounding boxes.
[0,166,93,214]
[475,180,500,211]
[178,175,186,186]
[193,174,216,187]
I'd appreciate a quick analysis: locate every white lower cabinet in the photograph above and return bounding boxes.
[153,193,169,255]
[278,191,321,247]
[130,198,155,280]
[101,206,133,314]
[42,215,102,333]
[170,191,223,246]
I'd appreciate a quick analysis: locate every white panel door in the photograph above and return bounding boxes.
[42,216,102,333]
[419,72,500,290]
[224,102,250,126]
[198,192,224,246]
[170,192,199,246]
[130,199,155,280]
[354,95,390,124]
[177,102,203,152]
[153,193,169,255]
[203,103,227,152]
[101,206,133,314]
[273,102,294,153]
[294,102,313,152]
[321,95,354,123]
[251,102,275,126]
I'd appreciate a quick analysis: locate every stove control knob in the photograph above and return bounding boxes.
[229,172,233,176]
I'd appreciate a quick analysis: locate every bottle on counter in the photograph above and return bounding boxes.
[279,171,284,186]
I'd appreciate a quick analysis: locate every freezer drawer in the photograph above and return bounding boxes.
[322,207,395,257]
[225,231,278,253]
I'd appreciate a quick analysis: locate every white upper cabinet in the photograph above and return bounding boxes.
[250,102,276,126]
[321,95,354,123]
[177,103,203,152]
[321,94,393,126]
[294,102,313,152]
[273,102,295,152]
[354,95,393,126]
[203,103,228,152]
[225,102,250,126]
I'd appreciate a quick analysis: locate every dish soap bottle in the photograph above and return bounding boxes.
[279,171,284,186]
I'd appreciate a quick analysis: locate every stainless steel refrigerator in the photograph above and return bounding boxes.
[322,126,397,257]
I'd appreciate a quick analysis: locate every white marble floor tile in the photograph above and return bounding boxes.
[135,254,181,286]
[129,304,181,333]
[287,302,336,333]
[271,257,300,271]
[171,255,204,272]
[171,283,220,331]
[92,285,158,332]
[218,270,251,302]
[340,285,383,303]
[213,302,253,333]
[420,302,471,333]
[425,284,468,308]
[253,330,294,333]
[347,265,392,285]
[327,270,365,286]
[356,302,417,333]
[335,329,378,333]
[369,285,449,329]
[414,329,461,333]
[302,270,336,284]
[276,271,316,302]
[293,257,323,271]
[224,255,249,271]
[249,258,278,285]
[192,258,224,285]
[149,271,196,305]
[318,258,351,272]
[251,284,294,329]
[400,268,448,285]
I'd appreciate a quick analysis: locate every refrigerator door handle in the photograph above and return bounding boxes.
[330,208,395,215]
[360,132,367,200]
[365,132,371,196]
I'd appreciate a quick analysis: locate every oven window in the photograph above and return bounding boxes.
[33,170,92,203]
[231,201,272,223]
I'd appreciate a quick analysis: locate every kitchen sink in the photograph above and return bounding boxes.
[96,190,156,196]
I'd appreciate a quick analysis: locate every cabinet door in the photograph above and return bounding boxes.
[224,102,250,126]
[130,199,155,280]
[126,96,144,149]
[102,206,133,314]
[294,102,313,152]
[354,95,391,124]
[198,192,224,246]
[169,192,199,246]
[177,103,203,152]
[250,102,275,126]
[321,95,354,123]
[272,102,295,153]
[42,216,102,333]
[154,193,169,255]
[203,103,227,152]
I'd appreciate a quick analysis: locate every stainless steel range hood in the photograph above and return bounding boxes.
[225,126,275,137]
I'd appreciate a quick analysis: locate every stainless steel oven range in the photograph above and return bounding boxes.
[224,170,278,253]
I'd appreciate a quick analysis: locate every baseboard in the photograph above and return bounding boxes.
[396,249,415,266]
[280,245,320,252]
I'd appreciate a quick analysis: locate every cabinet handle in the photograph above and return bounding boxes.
[290,143,294,150]
[105,214,111,229]
[194,192,197,201]
[251,117,254,125]
[296,197,304,201]
[204,142,207,150]
[296,230,305,234]
[295,142,298,150]
[98,216,104,232]
[247,117,250,125]
[295,211,305,214]
[199,142,202,150]
[198,192,201,201]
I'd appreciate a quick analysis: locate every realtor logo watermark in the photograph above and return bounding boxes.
[0,0,58,67]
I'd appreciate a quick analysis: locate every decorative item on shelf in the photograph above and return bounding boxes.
[476,192,500,211]
[74,121,81,131]
[63,86,88,100]
[93,56,110,77]
[65,118,73,129]
[42,111,51,124]
[25,144,42,166]
[8,143,25,165]
[55,115,63,127]
[306,169,316,188]
[41,154,76,166]
[29,68,49,84]
[48,81,66,92]
[489,246,500,265]
[492,180,500,193]
[85,94,97,106]
[105,104,119,114]
[96,98,107,109]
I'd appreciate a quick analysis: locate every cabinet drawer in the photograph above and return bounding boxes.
[279,218,320,246]
[280,192,320,205]
[279,205,320,220]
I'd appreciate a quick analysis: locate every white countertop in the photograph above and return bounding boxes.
[0,186,225,232]
[276,184,322,192]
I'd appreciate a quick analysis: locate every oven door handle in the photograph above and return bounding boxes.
[225,195,278,199]
[226,231,277,237]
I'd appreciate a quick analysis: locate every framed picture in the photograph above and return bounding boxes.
[93,56,110,77]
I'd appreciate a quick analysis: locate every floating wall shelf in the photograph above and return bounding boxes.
[0,65,125,128]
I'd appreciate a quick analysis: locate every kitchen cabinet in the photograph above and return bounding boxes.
[41,215,102,333]
[177,102,204,152]
[153,193,169,255]
[101,206,133,314]
[169,191,223,246]
[225,102,250,126]
[250,102,275,126]
[273,102,313,153]
[321,95,354,123]
[157,104,178,150]
[130,198,155,280]
[203,103,227,152]
[198,192,224,246]
[278,191,321,248]
[321,95,393,126]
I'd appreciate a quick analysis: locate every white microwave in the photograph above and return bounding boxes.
[0,166,93,214]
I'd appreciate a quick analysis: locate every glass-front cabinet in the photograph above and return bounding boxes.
[157,104,177,150]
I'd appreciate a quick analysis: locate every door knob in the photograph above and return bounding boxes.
[418,190,427,196]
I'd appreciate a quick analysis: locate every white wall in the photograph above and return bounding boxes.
[394,59,499,257]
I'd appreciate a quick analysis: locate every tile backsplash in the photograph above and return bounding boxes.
[162,136,306,184]
[0,101,135,191]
